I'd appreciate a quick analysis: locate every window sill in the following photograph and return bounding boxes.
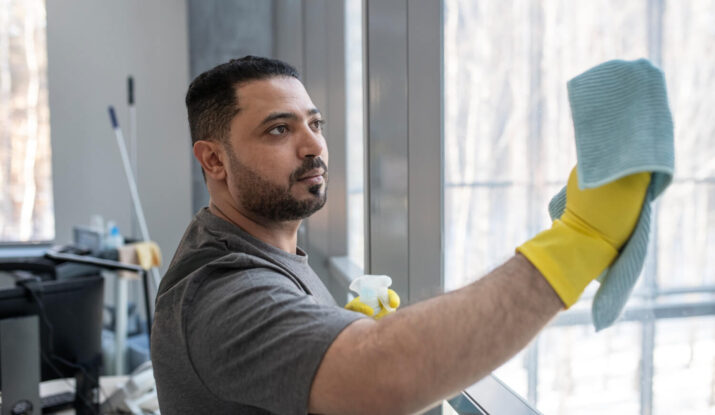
[327,255,364,292]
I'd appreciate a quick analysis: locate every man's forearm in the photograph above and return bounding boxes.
[310,254,563,414]
[376,254,562,411]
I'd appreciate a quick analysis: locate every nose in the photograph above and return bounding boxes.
[297,124,326,159]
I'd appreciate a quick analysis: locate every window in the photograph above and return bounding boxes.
[346,0,365,271]
[444,0,715,414]
[0,0,53,243]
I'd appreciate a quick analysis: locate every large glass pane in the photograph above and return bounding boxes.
[346,0,364,270]
[444,0,648,291]
[444,0,715,414]
[0,0,54,242]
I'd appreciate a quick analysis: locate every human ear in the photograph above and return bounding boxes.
[193,140,226,181]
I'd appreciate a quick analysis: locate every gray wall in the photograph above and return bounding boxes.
[46,0,192,272]
[187,0,274,212]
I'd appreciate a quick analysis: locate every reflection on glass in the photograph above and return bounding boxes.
[0,0,54,242]
[444,0,715,413]
[346,0,364,270]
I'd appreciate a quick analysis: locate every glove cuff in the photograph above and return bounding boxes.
[517,220,618,307]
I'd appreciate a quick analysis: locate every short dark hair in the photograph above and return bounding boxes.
[185,56,300,145]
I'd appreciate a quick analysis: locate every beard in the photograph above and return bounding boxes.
[227,151,328,222]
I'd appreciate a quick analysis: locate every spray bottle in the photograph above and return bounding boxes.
[349,275,394,318]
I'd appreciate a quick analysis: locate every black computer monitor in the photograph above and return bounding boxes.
[0,272,104,414]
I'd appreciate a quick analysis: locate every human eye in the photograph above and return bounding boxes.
[267,125,289,136]
[310,119,326,132]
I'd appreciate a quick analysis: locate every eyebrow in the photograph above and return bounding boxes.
[259,108,322,126]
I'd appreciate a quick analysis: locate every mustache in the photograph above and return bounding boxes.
[290,157,328,184]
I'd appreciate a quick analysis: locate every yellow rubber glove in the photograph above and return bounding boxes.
[345,289,401,320]
[517,167,650,307]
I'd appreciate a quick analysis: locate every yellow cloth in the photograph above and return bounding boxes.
[132,241,162,270]
[345,289,401,320]
[116,241,162,279]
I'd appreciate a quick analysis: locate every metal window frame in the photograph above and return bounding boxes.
[363,0,444,305]
[274,0,446,302]
[276,0,446,308]
[273,0,351,300]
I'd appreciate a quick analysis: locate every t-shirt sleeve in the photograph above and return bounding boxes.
[184,268,365,415]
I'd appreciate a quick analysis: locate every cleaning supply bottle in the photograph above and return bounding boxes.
[349,275,394,318]
[105,222,124,249]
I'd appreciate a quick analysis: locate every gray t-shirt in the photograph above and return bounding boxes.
[151,208,363,415]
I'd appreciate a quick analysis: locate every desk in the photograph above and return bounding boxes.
[40,376,127,415]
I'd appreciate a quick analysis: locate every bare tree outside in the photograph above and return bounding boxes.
[0,0,53,243]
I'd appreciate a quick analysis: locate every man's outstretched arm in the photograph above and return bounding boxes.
[309,169,651,415]
[309,253,561,415]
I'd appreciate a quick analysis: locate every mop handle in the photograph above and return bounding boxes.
[108,106,150,242]
[108,107,161,288]
[127,76,138,239]
[127,77,134,105]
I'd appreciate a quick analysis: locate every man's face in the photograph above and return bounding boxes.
[223,76,328,222]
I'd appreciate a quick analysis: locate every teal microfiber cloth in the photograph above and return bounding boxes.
[549,58,674,331]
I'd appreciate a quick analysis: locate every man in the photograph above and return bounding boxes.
[151,56,650,414]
